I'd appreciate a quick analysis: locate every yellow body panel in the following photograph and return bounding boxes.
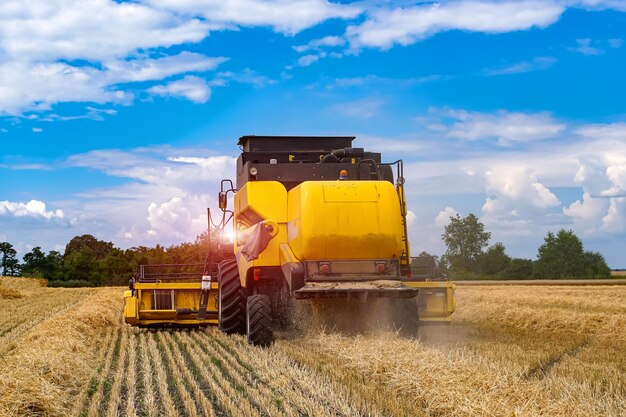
[287,181,405,260]
[233,180,406,282]
[234,181,289,282]
[404,281,456,322]
[124,282,218,326]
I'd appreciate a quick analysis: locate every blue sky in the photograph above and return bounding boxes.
[1,0,625,267]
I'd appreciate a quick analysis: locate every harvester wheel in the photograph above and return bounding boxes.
[246,294,274,347]
[218,260,247,335]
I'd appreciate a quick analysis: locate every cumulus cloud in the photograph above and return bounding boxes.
[576,122,626,141]
[0,50,225,115]
[0,200,64,220]
[213,69,276,87]
[440,109,566,144]
[0,62,130,115]
[57,147,238,246]
[342,1,626,51]
[146,196,209,240]
[435,207,459,227]
[297,54,321,67]
[145,0,361,35]
[602,198,626,232]
[485,168,560,209]
[563,192,609,232]
[106,53,227,83]
[0,1,263,115]
[568,38,604,55]
[293,35,345,52]
[345,1,565,50]
[563,140,626,233]
[0,0,210,62]
[148,75,212,103]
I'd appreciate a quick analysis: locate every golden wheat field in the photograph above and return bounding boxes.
[1,276,625,417]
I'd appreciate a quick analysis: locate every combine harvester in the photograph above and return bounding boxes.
[124,136,455,345]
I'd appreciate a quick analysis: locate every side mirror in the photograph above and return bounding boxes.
[218,191,227,209]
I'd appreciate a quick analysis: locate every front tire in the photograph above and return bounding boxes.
[246,294,274,347]
[218,260,247,335]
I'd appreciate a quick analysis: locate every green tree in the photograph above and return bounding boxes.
[442,213,491,273]
[99,248,133,286]
[476,242,511,276]
[0,242,20,276]
[21,246,47,277]
[502,258,535,280]
[534,229,609,278]
[44,251,63,279]
[62,246,100,284]
[64,234,113,259]
[582,251,611,278]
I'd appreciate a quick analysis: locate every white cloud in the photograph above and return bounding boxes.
[146,196,208,240]
[0,62,130,115]
[575,0,626,12]
[213,69,276,87]
[146,0,361,35]
[0,0,210,62]
[329,98,385,119]
[0,53,226,115]
[0,200,64,220]
[602,198,626,232]
[356,134,426,155]
[484,56,557,76]
[568,38,604,55]
[577,122,626,141]
[484,167,560,210]
[297,54,321,67]
[0,2,230,115]
[58,147,237,246]
[435,207,459,227]
[40,107,118,122]
[563,192,609,232]
[148,75,212,103]
[32,127,43,133]
[106,52,227,83]
[608,38,623,48]
[440,109,566,143]
[294,35,345,52]
[564,148,626,233]
[406,210,417,226]
[346,1,565,50]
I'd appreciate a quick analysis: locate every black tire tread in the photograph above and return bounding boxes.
[218,259,247,335]
[246,295,274,347]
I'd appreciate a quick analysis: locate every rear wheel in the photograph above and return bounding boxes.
[218,260,247,335]
[246,294,274,346]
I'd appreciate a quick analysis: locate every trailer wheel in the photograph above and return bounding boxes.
[218,260,247,335]
[246,294,274,347]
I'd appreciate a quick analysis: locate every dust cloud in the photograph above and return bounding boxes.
[278,295,481,348]
[283,296,421,338]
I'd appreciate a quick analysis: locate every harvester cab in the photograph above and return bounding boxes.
[124,135,456,343]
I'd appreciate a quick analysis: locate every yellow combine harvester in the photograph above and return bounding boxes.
[125,136,455,344]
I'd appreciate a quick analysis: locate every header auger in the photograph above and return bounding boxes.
[124,135,456,345]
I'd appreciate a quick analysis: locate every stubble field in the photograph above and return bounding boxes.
[0,276,625,417]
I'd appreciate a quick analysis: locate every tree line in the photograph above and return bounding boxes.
[0,213,613,286]
[436,213,611,279]
[0,233,213,287]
